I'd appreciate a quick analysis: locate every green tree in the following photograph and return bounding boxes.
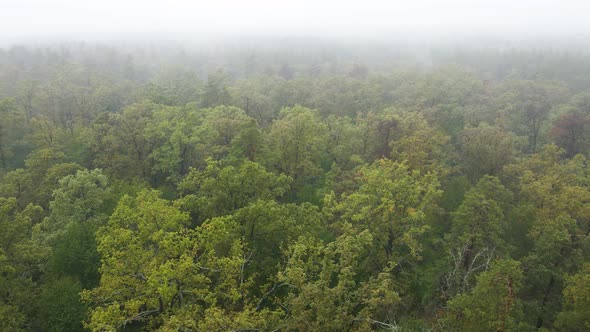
[0,198,44,331]
[229,118,271,164]
[38,277,86,332]
[524,214,584,329]
[0,148,81,209]
[386,108,451,175]
[214,200,324,288]
[84,190,279,331]
[201,69,232,108]
[197,105,252,161]
[35,169,110,285]
[445,259,526,332]
[498,80,568,153]
[442,176,514,299]
[88,102,157,181]
[555,264,590,331]
[177,159,291,223]
[270,105,328,202]
[277,232,401,331]
[504,145,590,328]
[324,115,363,167]
[458,123,520,181]
[325,159,441,270]
[143,66,202,106]
[270,105,328,180]
[550,111,590,158]
[0,98,27,169]
[144,105,201,185]
[357,108,450,175]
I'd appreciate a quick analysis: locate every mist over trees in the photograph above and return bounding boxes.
[1,38,590,331]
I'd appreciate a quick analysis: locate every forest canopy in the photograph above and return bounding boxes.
[1,40,590,331]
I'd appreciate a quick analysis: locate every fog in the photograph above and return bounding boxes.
[2,0,590,45]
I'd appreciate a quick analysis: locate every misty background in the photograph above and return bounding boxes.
[2,0,590,44]
[2,0,590,98]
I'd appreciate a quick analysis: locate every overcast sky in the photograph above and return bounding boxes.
[1,0,589,44]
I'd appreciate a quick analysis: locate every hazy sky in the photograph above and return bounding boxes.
[1,0,589,44]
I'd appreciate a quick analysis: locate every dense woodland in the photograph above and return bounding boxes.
[1,41,590,331]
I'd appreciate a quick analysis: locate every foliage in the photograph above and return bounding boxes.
[445,259,526,332]
[1,43,590,331]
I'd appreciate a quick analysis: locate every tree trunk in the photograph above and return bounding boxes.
[536,276,555,329]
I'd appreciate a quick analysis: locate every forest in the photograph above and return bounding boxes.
[1,41,590,331]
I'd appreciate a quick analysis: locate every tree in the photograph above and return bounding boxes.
[386,108,450,175]
[278,64,294,80]
[445,259,526,332]
[270,105,328,180]
[0,148,81,209]
[214,200,324,288]
[144,105,201,185]
[504,145,590,328]
[348,63,369,79]
[498,80,567,153]
[325,159,441,269]
[35,169,110,285]
[84,190,279,331]
[0,198,44,331]
[357,109,397,160]
[143,65,202,106]
[230,76,280,125]
[16,79,38,124]
[88,102,157,181]
[441,176,513,298]
[26,169,111,331]
[356,108,450,175]
[197,105,252,160]
[524,214,584,329]
[550,111,590,158]
[270,105,328,202]
[458,123,519,181]
[324,115,363,167]
[314,76,383,117]
[276,232,401,331]
[37,169,109,242]
[201,69,232,108]
[555,264,590,331]
[177,159,292,223]
[110,102,156,179]
[0,98,27,169]
[38,277,86,332]
[228,118,271,163]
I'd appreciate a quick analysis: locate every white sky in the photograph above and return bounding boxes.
[1,0,589,43]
